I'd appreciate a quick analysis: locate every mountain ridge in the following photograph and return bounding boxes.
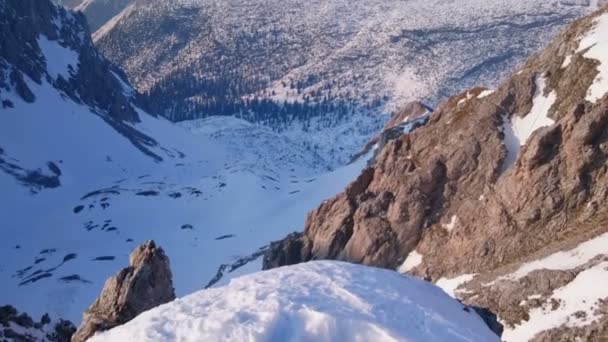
[266,5,608,341]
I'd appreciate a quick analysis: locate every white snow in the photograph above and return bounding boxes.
[561,55,572,68]
[577,12,608,103]
[512,76,556,144]
[443,215,458,232]
[477,89,495,98]
[435,274,477,298]
[398,250,423,273]
[0,70,370,323]
[502,261,608,341]
[501,75,556,171]
[501,232,608,280]
[90,261,499,342]
[37,35,80,80]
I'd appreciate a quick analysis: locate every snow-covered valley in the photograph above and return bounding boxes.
[0,75,370,323]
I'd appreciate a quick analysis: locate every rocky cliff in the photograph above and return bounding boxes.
[72,241,175,342]
[0,0,139,122]
[266,6,608,341]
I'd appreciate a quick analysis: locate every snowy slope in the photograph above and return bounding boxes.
[0,72,369,324]
[0,1,372,325]
[89,261,500,342]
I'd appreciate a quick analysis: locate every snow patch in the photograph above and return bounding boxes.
[500,75,556,171]
[37,35,79,80]
[502,261,608,341]
[577,12,608,103]
[561,55,572,68]
[443,215,458,232]
[398,250,423,273]
[478,89,495,98]
[502,232,608,280]
[435,274,477,298]
[90,261,499,342]
[513,76,556,144]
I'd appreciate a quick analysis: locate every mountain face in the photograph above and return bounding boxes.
[91,0,594,167]
[266,5,608,341]
[0,0,138,122]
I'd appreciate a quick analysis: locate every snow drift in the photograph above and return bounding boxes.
[89,261,499,342]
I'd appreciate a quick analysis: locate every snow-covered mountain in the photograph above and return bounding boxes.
[4,0,608,341]
[0,0,370,328]
[88,0,597,167]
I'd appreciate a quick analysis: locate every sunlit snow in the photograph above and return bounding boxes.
[89,261,499,342]
[577,12,608,103]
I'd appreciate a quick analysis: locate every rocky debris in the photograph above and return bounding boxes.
[72,241,175,342]
[266,5,608,340]
[0,305,76,342]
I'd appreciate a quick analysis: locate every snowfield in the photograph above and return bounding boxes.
[89,261,500,342]
[0,42,370,324]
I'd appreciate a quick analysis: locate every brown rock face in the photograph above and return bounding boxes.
[72,241,175,342]
[266,6,608,340]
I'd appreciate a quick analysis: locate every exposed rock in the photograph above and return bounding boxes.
[263,232,311,270]
[0,305,76,342]
[267,5,608,340]
[72,241,175,342]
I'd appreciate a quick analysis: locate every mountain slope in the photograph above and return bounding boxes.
[0,0,371,327]
[89,261,500,342]
[89,0,595,167]
[266,5,608,341]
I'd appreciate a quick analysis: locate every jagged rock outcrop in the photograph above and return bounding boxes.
[0,305,76,342]
[266,5,608,340]
[72,241,175,342]
[0,0,139,122]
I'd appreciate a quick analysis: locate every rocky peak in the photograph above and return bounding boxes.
[266,5,608,340]
[72,241,175,342]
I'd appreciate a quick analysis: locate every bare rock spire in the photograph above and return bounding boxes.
[72,241,175,342]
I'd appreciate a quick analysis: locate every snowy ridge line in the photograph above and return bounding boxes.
[89,261,500,342]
